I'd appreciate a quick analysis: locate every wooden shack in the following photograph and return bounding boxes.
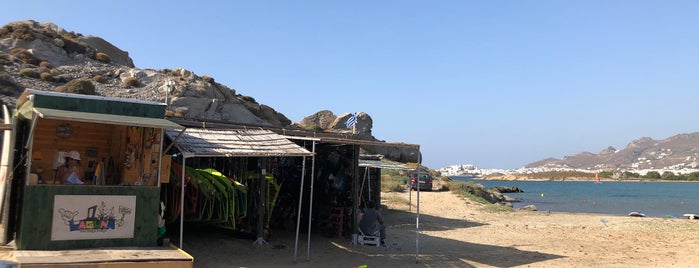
[0,89,192,267]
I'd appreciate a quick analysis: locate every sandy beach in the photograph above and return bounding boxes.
[180,189,699,267]
[1,188,697,267]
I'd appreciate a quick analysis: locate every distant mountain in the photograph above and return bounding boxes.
[525,133,699,171]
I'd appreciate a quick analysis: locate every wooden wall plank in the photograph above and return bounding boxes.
[18,186,160,250]
[29,119,156,186]
[32,119,118,184]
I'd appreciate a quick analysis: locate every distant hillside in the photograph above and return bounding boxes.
[0,20,420,163]
[526,133,699,171]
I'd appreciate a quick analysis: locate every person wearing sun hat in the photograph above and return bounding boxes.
[58,150,84,185]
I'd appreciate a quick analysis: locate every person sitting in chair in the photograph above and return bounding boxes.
[58,151,84,185]
[358,200,386,247]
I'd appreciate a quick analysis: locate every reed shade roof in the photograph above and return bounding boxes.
[166,127,314,252]
[359,159,411,170]
[165,128,314,158]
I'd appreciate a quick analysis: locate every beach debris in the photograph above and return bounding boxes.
[628,211,646,217]
[519,204,538,211]
[600,219,608,226]
[502,195,521,203]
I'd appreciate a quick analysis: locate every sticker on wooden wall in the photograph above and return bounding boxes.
[85,147,98,158]
[56,123,73,139]
[51,195,136,241]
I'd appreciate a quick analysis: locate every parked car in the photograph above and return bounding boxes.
[409,172,433,191]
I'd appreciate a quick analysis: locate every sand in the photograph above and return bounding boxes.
[1,189,696,267]
[181,190,699,267]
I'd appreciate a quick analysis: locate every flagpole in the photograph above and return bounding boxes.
[353,112,357,134]
[352,114,356,134]
[346,112,358,134]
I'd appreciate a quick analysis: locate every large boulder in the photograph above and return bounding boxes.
[361,144,421,163]
[298,110,420,163]
[77,35,134,67]
[298,110,336,131]
[330,112,373,136]
[168,96,271,126]
[490,186,523,193]
[0,21,102,67]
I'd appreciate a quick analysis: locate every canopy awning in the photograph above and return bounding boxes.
[165,128,314,158]
[359,159,411,170]
[166,127,316,253]
[33,107,184,129]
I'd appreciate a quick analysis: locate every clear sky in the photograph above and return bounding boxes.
[3,1,699,169]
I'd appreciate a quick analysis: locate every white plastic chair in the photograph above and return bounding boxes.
[357,228,380,247]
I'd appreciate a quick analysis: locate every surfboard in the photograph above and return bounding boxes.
[0,104,12,243]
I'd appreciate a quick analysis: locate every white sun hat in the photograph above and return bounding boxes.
[67,150,81,161]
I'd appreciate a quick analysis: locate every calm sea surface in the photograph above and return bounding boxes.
[451,176,699,218]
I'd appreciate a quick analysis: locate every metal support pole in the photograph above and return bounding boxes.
[367,168,371,201]
[415,148,421,263]
[179,156,186,249]
[306,141,316,260]
[254,162,268,246]
[293,156,306,262]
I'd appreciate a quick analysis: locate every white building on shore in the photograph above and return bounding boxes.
[438,163,699,177]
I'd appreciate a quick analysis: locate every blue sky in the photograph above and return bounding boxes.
[3,1,699,169]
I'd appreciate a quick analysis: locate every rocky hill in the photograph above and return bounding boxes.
[525,133,699,171]
[0,20,419,163]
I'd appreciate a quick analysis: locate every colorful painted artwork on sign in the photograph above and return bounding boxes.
[51,195,136,241]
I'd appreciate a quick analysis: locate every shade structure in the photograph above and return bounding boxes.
[359,159,410,170]
[34,107,184,129]
[164,127,314,253]
[165,128,314,158]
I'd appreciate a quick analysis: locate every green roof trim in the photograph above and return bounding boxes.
[34,107,184,129]
[26,89,167,118]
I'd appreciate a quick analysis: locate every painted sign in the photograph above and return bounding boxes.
[51,195,136,241]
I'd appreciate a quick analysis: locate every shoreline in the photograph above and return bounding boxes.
[382,190,699,267]
[450,178,699,218]
[459,176,699,183]
[13,189,690,267]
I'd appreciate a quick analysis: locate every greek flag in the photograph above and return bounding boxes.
[345,113,357,129]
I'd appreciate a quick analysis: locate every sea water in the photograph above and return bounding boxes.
[451,176,699,218]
